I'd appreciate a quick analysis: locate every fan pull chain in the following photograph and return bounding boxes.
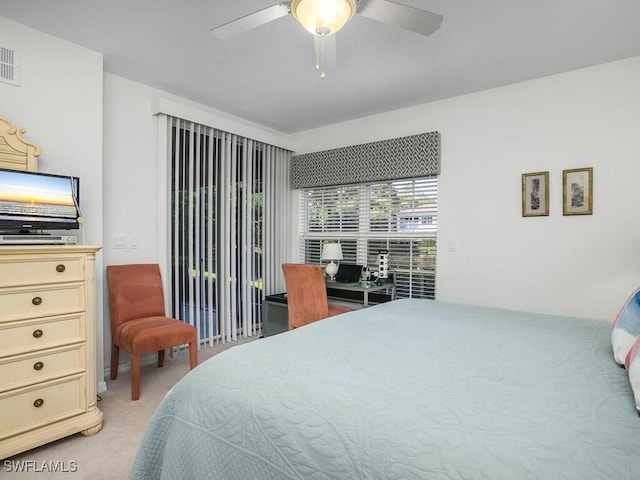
[315,35,327,79]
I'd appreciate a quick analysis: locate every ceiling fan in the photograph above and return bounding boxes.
[210,0,442,78]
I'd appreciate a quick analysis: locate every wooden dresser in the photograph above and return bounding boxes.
[0,245,102,459]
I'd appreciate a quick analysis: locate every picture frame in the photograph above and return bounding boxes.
[563,167,593,215]
[522,171,549,217]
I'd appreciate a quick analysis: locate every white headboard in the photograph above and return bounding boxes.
[0,115,41,172]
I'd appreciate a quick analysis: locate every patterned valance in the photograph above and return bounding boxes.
[290,131,440,189]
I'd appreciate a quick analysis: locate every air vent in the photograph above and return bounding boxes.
[0,46,19,86]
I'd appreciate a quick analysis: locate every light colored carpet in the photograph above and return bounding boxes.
[3,341,252,479]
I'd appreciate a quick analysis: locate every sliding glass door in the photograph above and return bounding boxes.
[167,117,290,346]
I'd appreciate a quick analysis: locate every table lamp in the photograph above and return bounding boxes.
[321,242,343,280]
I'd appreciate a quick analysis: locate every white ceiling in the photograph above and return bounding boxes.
[2,0,640,134]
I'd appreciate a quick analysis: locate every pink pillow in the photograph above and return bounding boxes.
[611,287,640,365]
[626,336,640,412]
[625,336,640,370]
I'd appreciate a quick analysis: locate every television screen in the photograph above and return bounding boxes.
[0,168,80,232]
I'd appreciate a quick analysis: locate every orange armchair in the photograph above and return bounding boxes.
[282,263,354,330]
[106,264,197,400]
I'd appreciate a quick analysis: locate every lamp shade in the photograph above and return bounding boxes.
[321,242,343,260]
[291,0,357,36]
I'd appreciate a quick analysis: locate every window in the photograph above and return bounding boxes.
[299,177,437,299]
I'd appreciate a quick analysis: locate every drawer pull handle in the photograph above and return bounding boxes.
[33,361,44,371]
[56,264,66,273]
[32,296,42,306]
[33,329,44,338]
[33,398,44,408]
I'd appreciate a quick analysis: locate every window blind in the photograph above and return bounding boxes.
[167,116,291,346]
[299,177,437,299]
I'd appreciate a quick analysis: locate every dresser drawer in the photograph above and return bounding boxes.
[0,345,85,393]
[0,284,85,323]
[0,254,85,288]
[0,375,85,440]
[0,314,84,358]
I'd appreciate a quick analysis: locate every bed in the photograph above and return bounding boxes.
[129,299,640,479]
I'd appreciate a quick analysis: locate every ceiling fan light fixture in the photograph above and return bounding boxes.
[291,0,357,36]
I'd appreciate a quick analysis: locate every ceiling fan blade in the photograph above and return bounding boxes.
[211,3,291,40]
[358,0,442,37]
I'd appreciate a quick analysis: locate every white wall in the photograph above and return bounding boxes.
[0,17,105,390]
[292,56,640,321]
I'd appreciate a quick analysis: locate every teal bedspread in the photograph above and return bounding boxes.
[130,299,640,479]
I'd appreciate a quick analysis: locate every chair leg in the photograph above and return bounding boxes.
[189,341,198,370]
[110,343,119,380]
[158,349,165,368]
[131,355,141,401]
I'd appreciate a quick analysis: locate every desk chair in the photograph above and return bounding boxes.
[282,263,354,330]
[107,264,197,400]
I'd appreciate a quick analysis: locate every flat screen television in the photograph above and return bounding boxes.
[0,168,80,233]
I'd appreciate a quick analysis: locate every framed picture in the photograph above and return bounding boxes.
[563,167,593,215]
[522,171,549,217]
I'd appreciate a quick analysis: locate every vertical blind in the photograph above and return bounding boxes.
[168,116,291,346]
[299,177,437,299]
